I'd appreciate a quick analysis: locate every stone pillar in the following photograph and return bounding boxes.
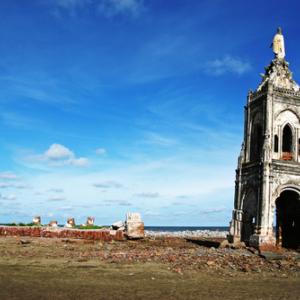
[228,209,243,243]
[250,89,276,248]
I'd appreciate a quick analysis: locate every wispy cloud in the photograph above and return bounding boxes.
[134,192,160,198]
[54,0,90,9]
[0,194,17,201]
[48,196,66,202]
[0,182,30,189]
[117,200,132,206]
[1,75,75,106]
[0,111,43,129]
[95,148,106,155]
[199,207,228,214]
[0,172,18,180]
[93,181,123,189]
[205,55,252,76]
[47,188,64,193]
[59,206,73,211]
[46,0,144,17]
[143,132,177,147]
[97,0,144,17]
[0,182,12,188]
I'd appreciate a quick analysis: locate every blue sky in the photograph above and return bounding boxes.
[1,0,300,226]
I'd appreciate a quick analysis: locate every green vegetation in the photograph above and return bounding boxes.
[74,225,107,230]
[0,222,41,227]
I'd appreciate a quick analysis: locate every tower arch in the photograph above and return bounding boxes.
[275,189,300,249]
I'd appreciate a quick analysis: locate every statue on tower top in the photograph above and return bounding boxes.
[256,27,299,92]
[271,27,285,59]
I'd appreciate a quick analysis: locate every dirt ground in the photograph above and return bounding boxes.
[0,236,299,300]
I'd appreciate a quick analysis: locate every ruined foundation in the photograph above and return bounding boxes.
[0,226,125,241]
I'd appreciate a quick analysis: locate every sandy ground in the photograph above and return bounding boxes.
[0,236,299,300]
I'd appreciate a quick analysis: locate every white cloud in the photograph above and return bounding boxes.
[95,148,106,155]
[69,157,89,167]
[28,143,89,168]
[205,55,252,76]
[45,144,74,160]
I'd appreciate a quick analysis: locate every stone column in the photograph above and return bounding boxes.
[250,87,276,248]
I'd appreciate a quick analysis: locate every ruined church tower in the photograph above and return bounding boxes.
[228,28,300,249]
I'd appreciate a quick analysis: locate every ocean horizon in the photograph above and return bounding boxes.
[144,226,229,232]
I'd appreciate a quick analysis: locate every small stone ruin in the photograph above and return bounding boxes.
[65,218,75,228]
[86,217,95,226]
[32,216,41,225]
[48,220,58,228]
[125,212,144,239]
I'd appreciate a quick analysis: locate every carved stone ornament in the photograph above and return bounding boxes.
[257,58,300,92]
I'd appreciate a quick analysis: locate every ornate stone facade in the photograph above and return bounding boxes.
[228,30,300,249]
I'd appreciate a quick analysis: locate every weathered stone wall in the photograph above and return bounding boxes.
[0,226,125,241]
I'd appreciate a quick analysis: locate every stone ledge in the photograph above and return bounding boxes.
[0,226,125,241]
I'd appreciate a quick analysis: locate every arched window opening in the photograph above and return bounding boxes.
[282,124,293,160]
[274,135,279,153]
[250,124,263,161]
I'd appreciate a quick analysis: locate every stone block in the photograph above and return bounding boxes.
[125,212,144,239]
[112,220,124,230]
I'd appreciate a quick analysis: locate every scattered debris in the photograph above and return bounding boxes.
[0,235,299,276]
